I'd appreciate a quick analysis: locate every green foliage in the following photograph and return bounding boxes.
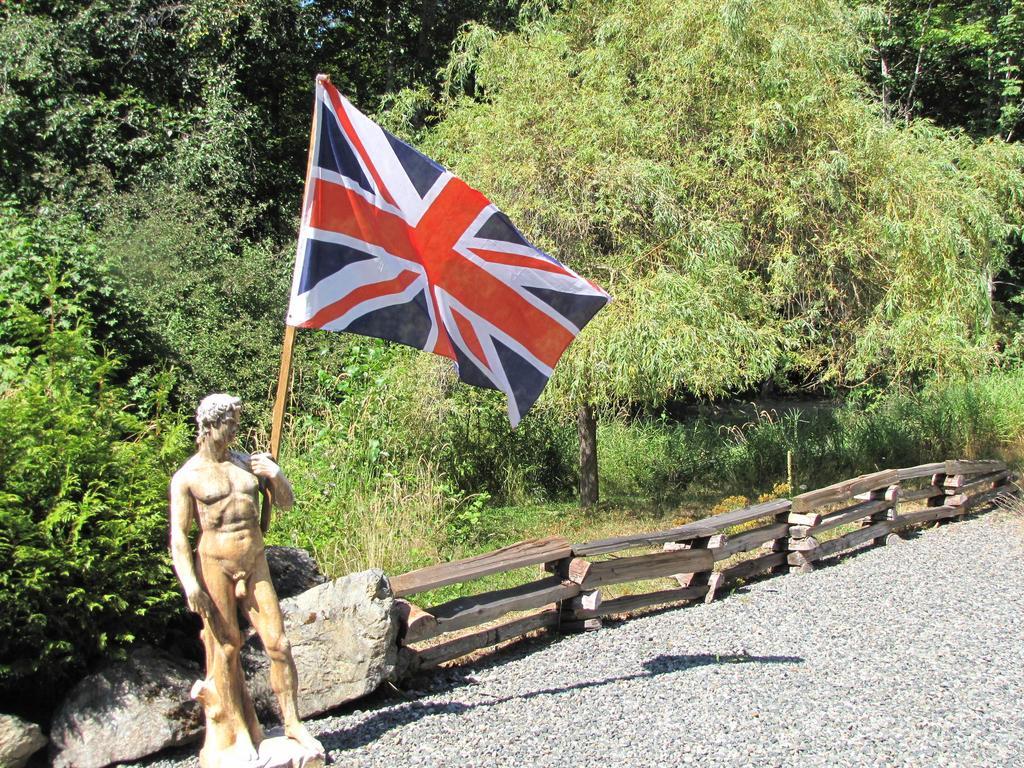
[862,0,1024,140]
[4,0,1024,710]
[405,0,1024,401]
[0,220,188,699]
[597,416,709,505]
[283,331,577,501]
[96,185,294,422]
[0,200,160,383]
[595,367,1024,507]
[268,334,578,575]
[1,0,536,227]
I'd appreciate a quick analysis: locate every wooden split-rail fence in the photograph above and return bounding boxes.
[390,459,1015,673]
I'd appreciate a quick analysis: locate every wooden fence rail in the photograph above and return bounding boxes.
[394,459,1016,672]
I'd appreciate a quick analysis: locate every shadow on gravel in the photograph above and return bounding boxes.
[317,652,803,754]
[642,652,803,674]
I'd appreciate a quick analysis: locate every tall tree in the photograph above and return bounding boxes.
[391,0,1024,504]
[863,0,1024,140]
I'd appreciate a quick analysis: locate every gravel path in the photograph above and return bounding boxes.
[140,512,1024,768]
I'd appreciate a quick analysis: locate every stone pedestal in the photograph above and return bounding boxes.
[255,735,325,768]
[198,731,325,768]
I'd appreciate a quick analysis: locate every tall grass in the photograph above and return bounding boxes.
[270,365,1024,579]
[271,458,453,578]
[601,367,1024,508]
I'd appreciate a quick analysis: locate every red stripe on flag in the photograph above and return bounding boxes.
[451,307,490,372]
[310,179,421,265]
[298,269,420,329]
[323,85,399,209]
[432,327,455,359]
[467,247,573,275]
[415,180,573,368]
[442,270,574,368]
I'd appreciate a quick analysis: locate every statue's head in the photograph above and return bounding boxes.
[196,393,242,445]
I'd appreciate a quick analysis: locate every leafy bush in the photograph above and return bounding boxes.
[95,185,294,425]
[0,200,159,380]
[0,207,189,707]
[269,338,579,575]
[0,329,188,698]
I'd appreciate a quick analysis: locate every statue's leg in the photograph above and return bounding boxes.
[196,556,260,760]
[244,556,324,757]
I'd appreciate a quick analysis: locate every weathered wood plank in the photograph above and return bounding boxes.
[788,536,820,552]
[572,525,714,558]
[854,485,900,502]
[704,571,726,602]
[560,617,603,632]
[565,590,602,612]
[428,576,580,635]
[572,585,710,620]
[814,520,894,560]
[944,459,1006,476]
[943,474,967,489]
[568,548,715,590]
[390,536,572,597]
[700,498,791,532]
[892,505,961,529]
[807,498,892,536]
[945,470,1010,499]
[719,551,788,582]
[669,535,714,588]
[896,462,946,481]
[711,522,791,561]
[791,469,899,513]
[414,608,560,669]
[664,536,725,552]
[571,499,790,557]
[396,600,439,645]
[899,485,947,503]
[953,484,1015,512]
[787,549,815,566]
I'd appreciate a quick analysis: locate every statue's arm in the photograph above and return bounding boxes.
[250,453,295,511]
[169,472,213,618]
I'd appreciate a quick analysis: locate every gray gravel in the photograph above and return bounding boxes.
[134,512,1024,768]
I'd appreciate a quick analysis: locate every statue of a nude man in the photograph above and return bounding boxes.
[170,394,325,767]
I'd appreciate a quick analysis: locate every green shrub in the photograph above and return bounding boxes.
[0,206,189,705]
[96,185,294,425]
[0,200,159,380]
[0,324,189,699]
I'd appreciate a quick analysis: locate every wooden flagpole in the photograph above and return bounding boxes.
[269,324,296,461]
[269,74,329,461]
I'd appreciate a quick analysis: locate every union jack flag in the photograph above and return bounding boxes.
[287,77,610,425]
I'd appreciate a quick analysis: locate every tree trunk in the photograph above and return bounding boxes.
[578,403,598,508]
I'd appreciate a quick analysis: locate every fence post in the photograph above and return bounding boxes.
[549,555,602,632]
[943,472,969,516]
[927,471,948,508]
[668,535,720,600]
[768,508,793,574]
[786,507,817,574]
[860,483,900,545]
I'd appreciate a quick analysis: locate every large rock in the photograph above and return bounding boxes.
[49,646,202,768]
[243,569,398,720]
[266,546,327,599]
[0,713,47,768]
